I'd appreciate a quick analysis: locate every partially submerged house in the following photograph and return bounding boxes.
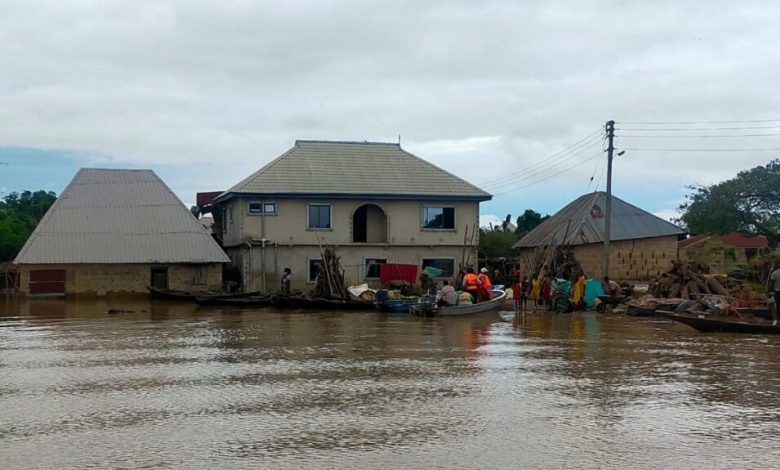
[679,232,769,273]
[513,192,685,280]
[211,140,491,292]
[14,169,229,295]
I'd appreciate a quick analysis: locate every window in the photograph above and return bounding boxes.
[308,204,331,229]
[308,259,324,283]
[422,206,455,229]
[228,206,234,224]
[364,258,387,279]
[248,202,276,215]
[193,265,208,285]
[422,258,455,278]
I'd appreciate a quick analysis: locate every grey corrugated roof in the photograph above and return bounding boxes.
[14,169,230,264]
[217,140,492,201]
[513,192,685,248]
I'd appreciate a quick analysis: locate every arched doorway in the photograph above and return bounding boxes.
[353,204,387,243]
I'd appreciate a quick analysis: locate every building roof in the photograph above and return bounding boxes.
[15,169,230,264]
[679,232,768,249]
[513,192,686,248]
[215,140,492,202]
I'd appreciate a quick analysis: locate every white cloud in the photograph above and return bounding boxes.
[653,209,682,224]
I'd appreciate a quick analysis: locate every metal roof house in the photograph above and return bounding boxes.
[211,140,491,292]
[15,168,229,295]
[513,192,685,280]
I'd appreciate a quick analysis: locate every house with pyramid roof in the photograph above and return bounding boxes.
[15,168,229,295]
[512,192,685,280]
[210,140,492,292]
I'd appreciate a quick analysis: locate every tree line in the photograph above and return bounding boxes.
[0,190,57,261]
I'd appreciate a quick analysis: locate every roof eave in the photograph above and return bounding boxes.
[215,191,492,203]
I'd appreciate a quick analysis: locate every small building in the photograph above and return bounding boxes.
[14,168,230,295]
[211,140,491,292]
[679,232,768,273]
[512,192,686,280]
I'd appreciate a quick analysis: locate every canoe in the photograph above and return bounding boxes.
[148,287,198,301]
[410,289,507,317]
[194,291,263,305]
[662,310,780,334]
[271,294,376,310]
[375,297,421,313]
[195,295,271,308]
[626,304,657,316]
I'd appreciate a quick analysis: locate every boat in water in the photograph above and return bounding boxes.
[271,294,375,311]
[195,295,271,308]
[662,310,780,334]
[409,289,507,317]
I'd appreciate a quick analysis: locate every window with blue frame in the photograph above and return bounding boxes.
[308,204,331,229]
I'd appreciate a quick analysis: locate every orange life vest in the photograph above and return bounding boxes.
[464,273,479,290]
[478,273,492,289]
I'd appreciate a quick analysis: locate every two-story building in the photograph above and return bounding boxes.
[212,140,492,293]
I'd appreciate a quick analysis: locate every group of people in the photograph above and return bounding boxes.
[509,268,552,312]
[508,266,616,313]
[429,266,496,308]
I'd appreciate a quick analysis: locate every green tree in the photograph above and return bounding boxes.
[515,209,550,237]
[0,190,57,260]
[478,228,520,259]
[679,159,780,247]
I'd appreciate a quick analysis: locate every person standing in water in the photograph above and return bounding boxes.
[281,268,292,294]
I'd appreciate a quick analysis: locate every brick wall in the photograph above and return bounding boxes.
[517,235,679,281]
[18,263,222,295]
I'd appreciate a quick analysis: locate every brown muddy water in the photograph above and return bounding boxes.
[1,296,780,469]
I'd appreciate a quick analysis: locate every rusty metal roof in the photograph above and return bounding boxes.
[216,140,491,202]
[513,192,685,248]
[14,169,230,264]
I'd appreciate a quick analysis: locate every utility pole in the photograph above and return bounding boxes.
[603,120,615,280]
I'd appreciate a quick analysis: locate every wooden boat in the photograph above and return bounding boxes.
[194,291,263,305]
[410,289,507,317]
[662,310,780,334]
[626,304,657,317]
[196,295,272,308]
[148,286,199,301]
[270,294,376,310]
[375,297,420,314]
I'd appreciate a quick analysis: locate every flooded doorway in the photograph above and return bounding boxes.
[150,267,169,289]
[352,204,387,243]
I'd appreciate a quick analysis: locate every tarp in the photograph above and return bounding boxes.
[380,263,418,285]
[584,279,604,308]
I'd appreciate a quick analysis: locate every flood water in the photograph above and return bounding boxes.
[2,296,780,469]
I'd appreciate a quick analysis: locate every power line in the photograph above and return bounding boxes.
[475,128,603,187]
[619,133,780,138]
[623,147,780,152]
[483,139,604,191]
[617,125,780,131]
[493,151,603,196]
[618,119,780,125]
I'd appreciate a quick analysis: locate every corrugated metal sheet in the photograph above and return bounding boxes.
[513,192,685,248]
[218,140,492,200]
[14,169,230,264]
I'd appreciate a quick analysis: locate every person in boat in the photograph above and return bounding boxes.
[477,267,493,301]
[436,280,457,307]
[770,266,780,325]
[461,267,482,303]
[603,276,621,297]
[281,268,292,294]
[457,290,474,306]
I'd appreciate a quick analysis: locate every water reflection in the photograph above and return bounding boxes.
[1,297,780,469]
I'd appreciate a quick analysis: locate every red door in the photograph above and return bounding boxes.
[29,269,66,295]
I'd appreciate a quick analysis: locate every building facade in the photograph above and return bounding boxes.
[211,140,491,292]
[15,169,229,295]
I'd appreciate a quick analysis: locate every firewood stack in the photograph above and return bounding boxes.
[530,245,586,280]
[649,260,742,300]
[312,246,350,299]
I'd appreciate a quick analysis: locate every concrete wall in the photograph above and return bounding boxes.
[517,235,679,281]
[680,240,750,274]
[225,244,478,293]
[18,263,222,295]
[221,198,480,248]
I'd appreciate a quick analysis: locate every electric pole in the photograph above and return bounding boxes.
[603,120,615,280]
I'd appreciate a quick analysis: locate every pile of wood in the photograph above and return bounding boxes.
[649,260,742,300]
[529,245,585,280]
[312,246,349,299]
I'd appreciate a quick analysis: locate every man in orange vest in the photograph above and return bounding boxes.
[478,267,493,301]
[461,267,481,303]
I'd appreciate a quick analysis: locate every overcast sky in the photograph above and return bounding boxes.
[1,1,779,226]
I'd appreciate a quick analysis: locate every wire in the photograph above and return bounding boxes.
[618,119,780,125]
[475,128,603,187]
[483,139,603,192]
[617,125,780,131]
[622,147,780,152]
[619,133,780,138]
[493,151,603,196]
